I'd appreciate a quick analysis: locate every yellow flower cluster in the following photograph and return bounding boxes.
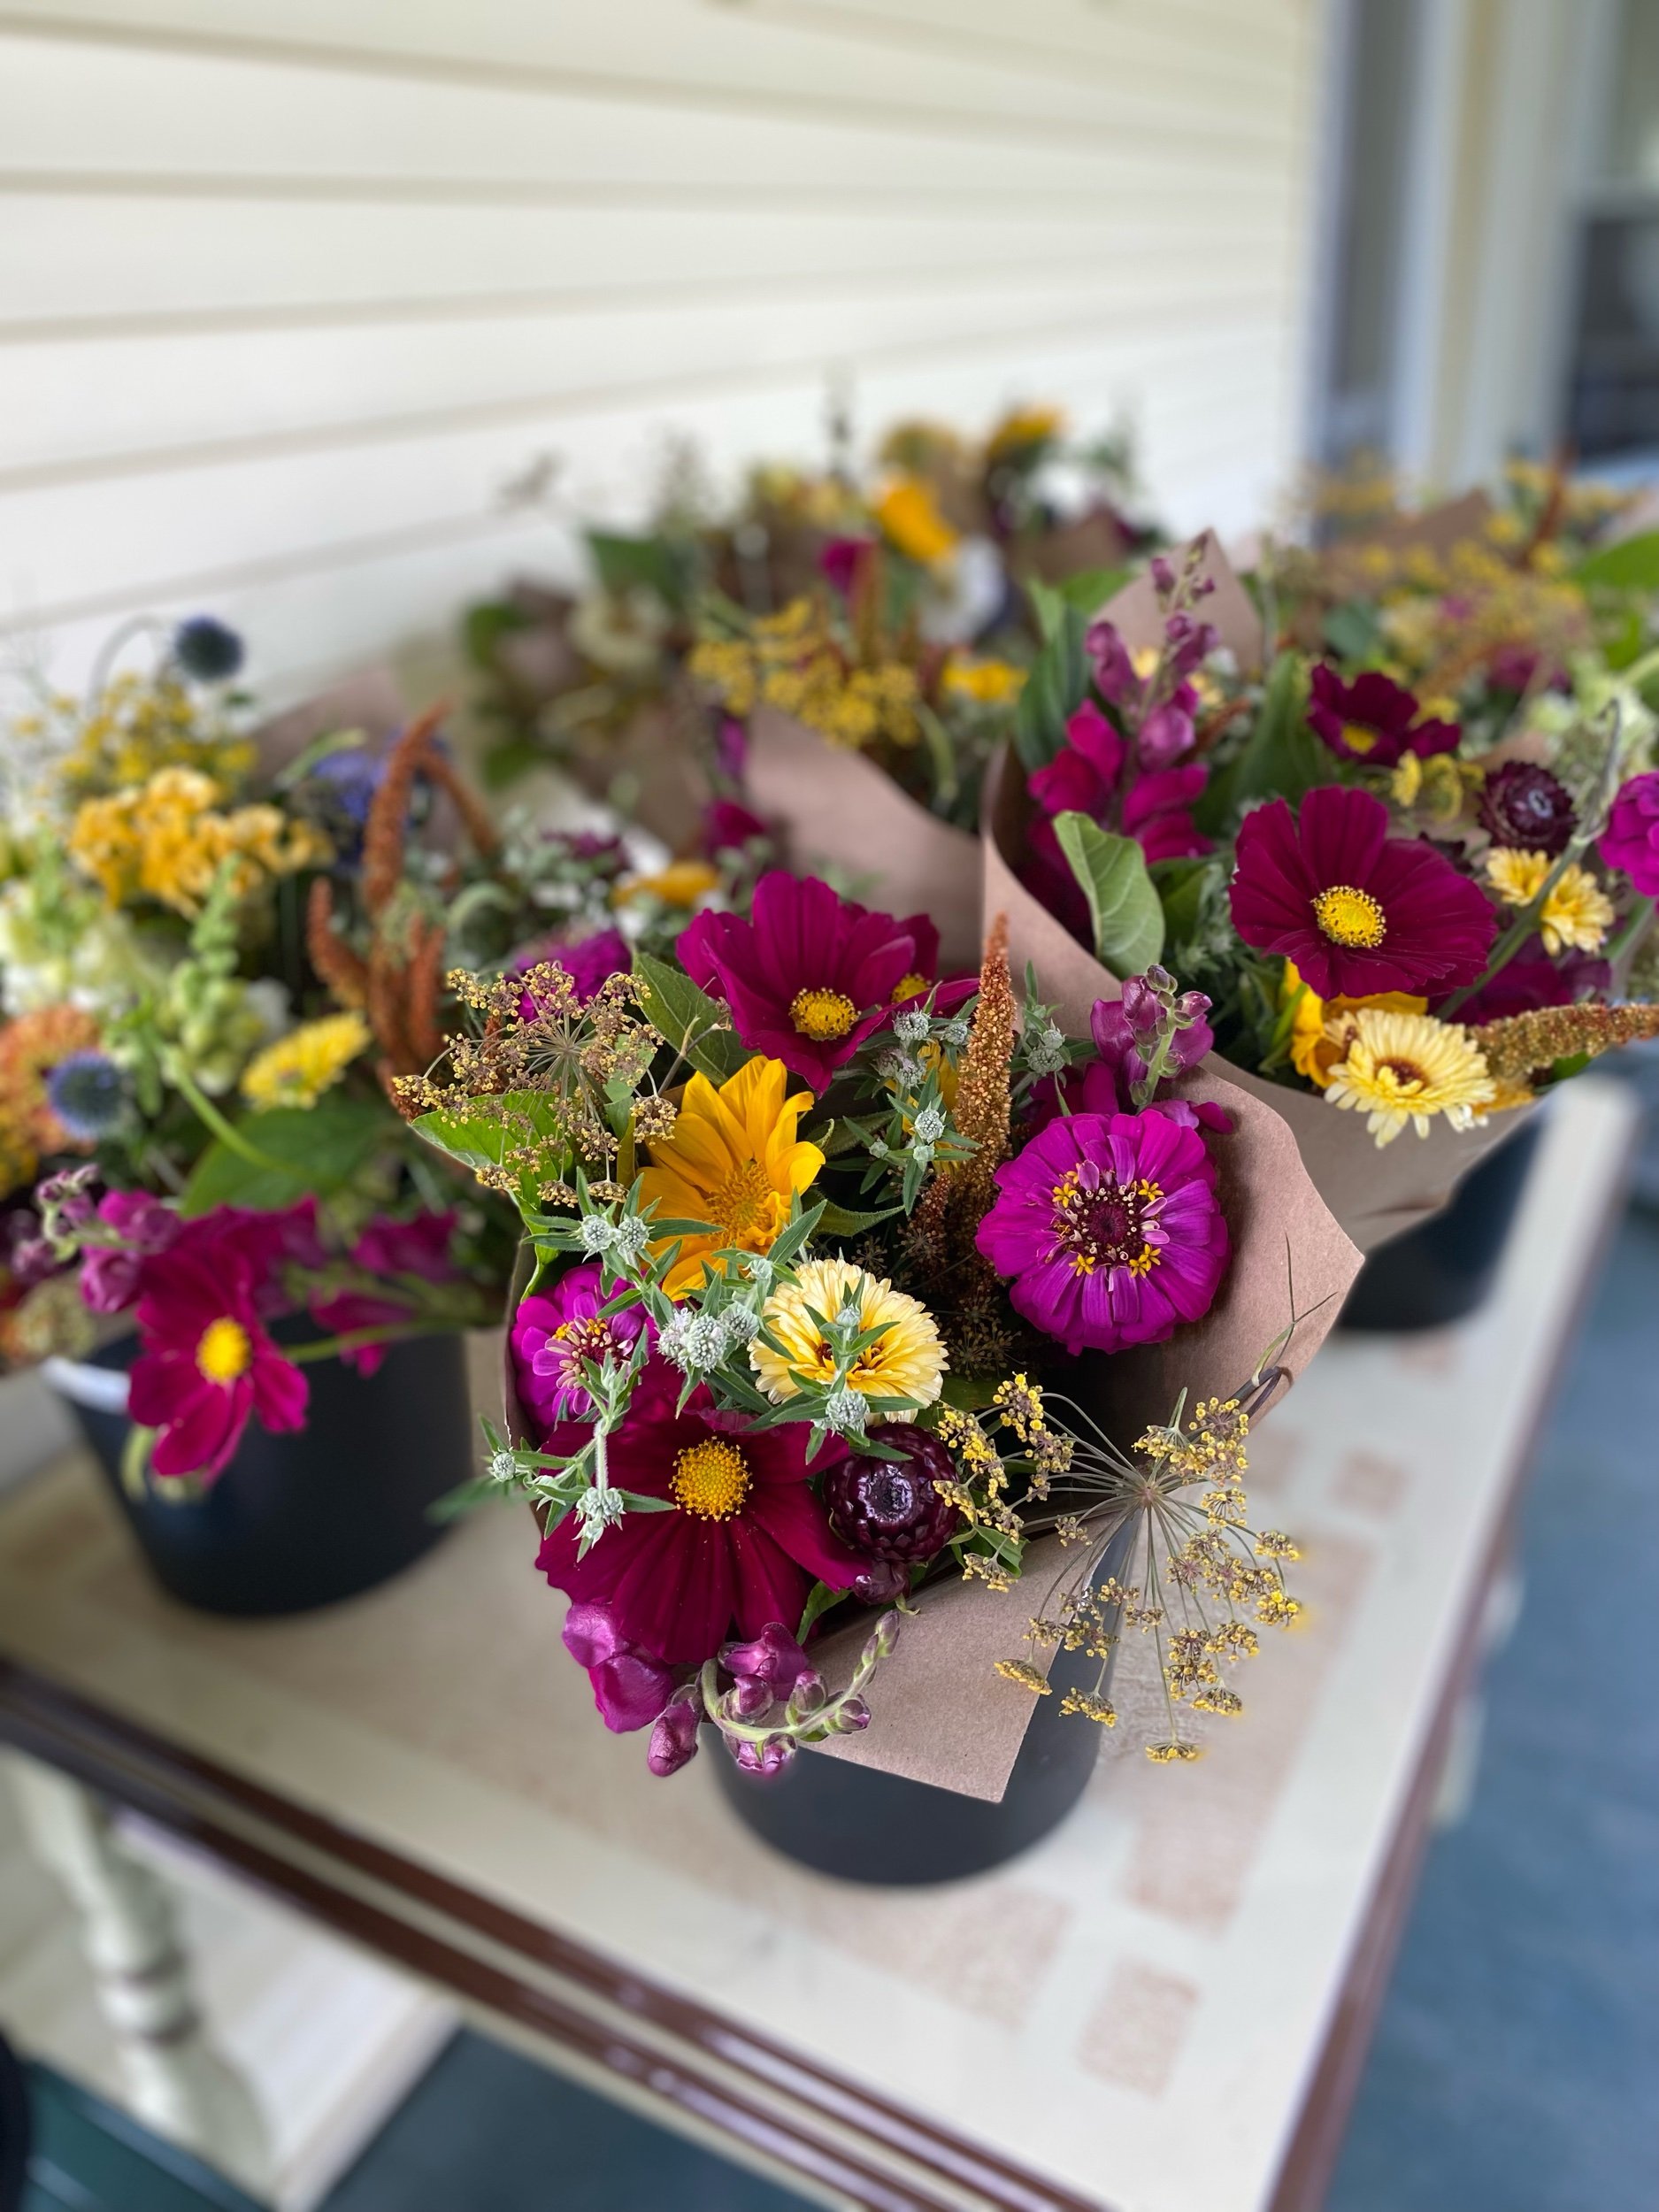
[1483,849,1615,956]
[45,672,254,799]
[240,1010,371,1111]
[68,767,332,916]
[689,599,920,751]
[872,475,959,565]
[941,655,1027,707]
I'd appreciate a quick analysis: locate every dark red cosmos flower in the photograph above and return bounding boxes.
[1452,941,1610,1026]
[1229,786,1498,999]
[535,1361,863,1666]
[679,871,941,1090]
[1307,666,1460,768]
[127,1243,308,1479]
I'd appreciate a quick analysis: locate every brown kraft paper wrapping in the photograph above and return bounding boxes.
[744,705,983,972]
[251,665,406,779]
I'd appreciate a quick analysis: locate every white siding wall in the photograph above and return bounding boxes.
[0,0,1326,701]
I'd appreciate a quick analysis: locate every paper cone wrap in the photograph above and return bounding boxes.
[250,665,406,778]
[744,706,983,970]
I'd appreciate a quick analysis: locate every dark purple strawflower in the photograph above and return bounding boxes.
[648,1692,703,1777]
[512,1263,648,1431]
[976,1108,1228,1356]
[1307,665,1460,768]
[823,1430,960,1562]
[562,1602,678,1734]
[1479,761,1576,856]
[1599,770,1659,896]
[722,1621,815,1698]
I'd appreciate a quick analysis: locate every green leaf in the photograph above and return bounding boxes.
[634,952,747,1085]
[462,599,532,670]
[814,1197,902,1237]
[585,529,690,608]
[1051,812,1165,973]
[180,1096,388,1214]
[1150,854,1217,947]
[1575,530,1659,594]
[1012,604,1090,770]
[1321,599,1382,662]
[1194,650,1325,835]
[1048,565,1133,618]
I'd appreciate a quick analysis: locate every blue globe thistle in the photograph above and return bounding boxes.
[173,616,245,683]
[45,1052,128,1142]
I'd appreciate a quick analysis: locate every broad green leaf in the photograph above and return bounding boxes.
[1052,813,1165,974]
[814,1197,901,1237]
[1575,529,1659,594]
[585,529,691,608]
[1012,603,1090,770]
[180,1096,388,1214]
[1194,650,1325,835]
[1047,565,1133,618]
[1321,599,1382,662]
[1150,854,1217,947]
[634,952,747,1084]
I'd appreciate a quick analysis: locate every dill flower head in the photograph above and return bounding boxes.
[1323,1007,1496,1146]
[636,1056,824,1298]
[240,1010,371,1110]
[872,475,959,566]
[750,1256,947,1417]
[1482,849,1616,956]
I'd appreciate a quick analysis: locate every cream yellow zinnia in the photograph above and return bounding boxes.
[1483,848,1616,956]
[612,859,720,910]
[1323,1007,1496,1147]
[637,1056,824,1297]
[750,1256,946,1418]
[240,1010,371,1110]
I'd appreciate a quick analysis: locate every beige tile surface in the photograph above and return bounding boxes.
[0,1082,1635,2212]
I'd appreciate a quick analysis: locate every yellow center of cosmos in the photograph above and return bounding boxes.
[1339,721,1379,757]
[788,987,858,1042]
[196,1317,252,1384]
[1312,884,1387,949]
[671,1438,751,1521]
[890,972,928,1004]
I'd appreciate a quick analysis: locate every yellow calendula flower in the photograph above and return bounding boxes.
[240,1010,371,1110]
[68,767,331,916]
[613,859,720,910]
[750,1255,947,1418]
[986,403,1065,459]
[637,1056,824,1297]
[1282,962,1427,1089]
[873,475,959,566]
[941,656,1027,707]
[1483,849,1615,955]
[1324,1007,1496,1146]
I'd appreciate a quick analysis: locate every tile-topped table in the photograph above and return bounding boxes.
[0,1080,1637,2212]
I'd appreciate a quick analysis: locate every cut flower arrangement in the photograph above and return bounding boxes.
[996,487,1659,1243]
[399,863,1354,1784]
[0,618,680,1493]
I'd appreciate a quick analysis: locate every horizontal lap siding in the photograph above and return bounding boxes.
[0,0,1322,696]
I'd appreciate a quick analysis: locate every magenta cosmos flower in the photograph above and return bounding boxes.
[511,1263,649,1430]
[1230,785,1497,999]
[1307,666,1460,767]
[975,1108,1228,1356]
[127,1245,308,1479]
[535,1362,863,1666]
[678,872,933,1090]
[1600,771,1659,897]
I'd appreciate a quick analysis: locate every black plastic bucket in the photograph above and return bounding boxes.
[1339,1118,1542,1333]
[57,1325,472,1616]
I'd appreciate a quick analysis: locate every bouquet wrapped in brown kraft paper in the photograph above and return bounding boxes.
[402,853,1361,1804]
[992,488,1659,1254]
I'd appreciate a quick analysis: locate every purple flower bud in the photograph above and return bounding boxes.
[722,1620,813,1695]
[10,1236,60,1288]
[727,1675,775,1721]
[1136,702,1195,771]
[1083,618,1138,705]
[833,1696,872,1733]
[787,1670,826,1715]
[1149,555,1177,595]
[850,1557,909,1604]
[1118,975,1164,1034]
[648,1694,703,1778]
[1164,612,1217,680]
[731,1736,794,1777]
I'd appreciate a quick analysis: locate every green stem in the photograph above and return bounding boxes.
[1608,894,1655,970]
[172,1066,310,1181]
[284,1321,457,1365]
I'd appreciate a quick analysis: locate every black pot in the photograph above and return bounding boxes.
[1339,1118,1541,1333]
[711,1635,1105,1885]
[58,1325,472,1617]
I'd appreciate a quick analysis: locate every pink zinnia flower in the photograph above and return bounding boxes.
[976,1108,1228,1356]
[535,1361,862,1666]
[511,1263,649,1430]
[1308,665,1460,766]
[127,1245,308,1479]
[677,872,928,1090]
[1600,771,1659,896]
[1229,786,1497,999]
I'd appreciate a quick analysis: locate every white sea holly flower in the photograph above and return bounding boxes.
[684,1312,731,1368]
[580,1215,619,1255]
[576,1486,626,1537]
[722,1304,760,1344]
[893,1010,930,1046]
[488,1448,518,1486]
[912,1104,947,1142]
[943,1019,971,1048]
[824,1386,868,1434]
[658,1310,696,1371]
[612,1215,650,1263]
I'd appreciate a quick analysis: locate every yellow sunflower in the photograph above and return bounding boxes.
[750,1256,946,1418]
[637,1056,825,1297]
[1323,1007,1496,1146]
